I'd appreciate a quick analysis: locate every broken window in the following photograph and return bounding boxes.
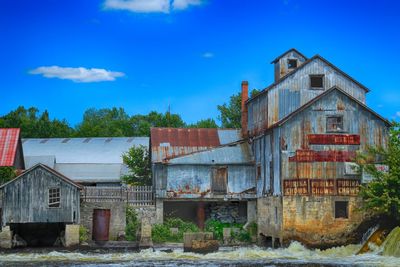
[212,167,227,194]
[335,201,348,219]
[257,165,261,180]
[48,188,60,208]
[288,59,297,69]
[327,116,344,132]
[310,75,324,88]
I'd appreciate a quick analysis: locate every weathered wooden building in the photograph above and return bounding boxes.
[0,164,81,248]
[151,128,257,228]
[244,49,390,247]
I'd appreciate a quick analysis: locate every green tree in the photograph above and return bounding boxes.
[0,167,17,185]
[357,121,400,221]
[121,145,151,185]
[0,106,73,138]
[217,89,259,128]
[187,118,218,128]
[75,107,133,137]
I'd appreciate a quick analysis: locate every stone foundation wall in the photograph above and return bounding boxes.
[207,202,247,224]
[133,206,157,225]
[80,202,126,241]
[282,196,364,248]
[257,196,283,245]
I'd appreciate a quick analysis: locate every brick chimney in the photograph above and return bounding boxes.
[241,81,249,138]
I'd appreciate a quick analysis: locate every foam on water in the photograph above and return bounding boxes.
[1,242,399,266]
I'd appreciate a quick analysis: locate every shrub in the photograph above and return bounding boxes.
[151,218,199,243]
[126,206,140,241]
[205,219,253,243]
[79,225,89,243]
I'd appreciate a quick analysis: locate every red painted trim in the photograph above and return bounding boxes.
[308,134,360,145]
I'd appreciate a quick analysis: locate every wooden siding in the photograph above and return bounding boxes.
[1,166,80,225]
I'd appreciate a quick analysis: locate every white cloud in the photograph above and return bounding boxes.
[103,0,203,13]
[173,0,202,10]
[104,0,170,13]
[29,66,125,83]
[202,52,214,58]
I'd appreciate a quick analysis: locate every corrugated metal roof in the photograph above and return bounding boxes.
[0,128,20,167]
[151,128,241,162]
[23,137,149,164]
[22,137,149,183]
[166,141,253,165]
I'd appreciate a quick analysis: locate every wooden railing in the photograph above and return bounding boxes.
[81,186,154,206]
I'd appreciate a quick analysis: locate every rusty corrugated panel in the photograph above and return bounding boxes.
[310,179,335,195]
[0,128,20,167]
[92,209,110,241]
[308,134,360,145]
[337,179,361,196]
[151,128,220,147]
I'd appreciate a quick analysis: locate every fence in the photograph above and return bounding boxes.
[81,186,154,206]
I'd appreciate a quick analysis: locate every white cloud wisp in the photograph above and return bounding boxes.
[103,0,203,13]
[30,66,125,83]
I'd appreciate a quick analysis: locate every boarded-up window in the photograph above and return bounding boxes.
[212,167,227,194]
[335,201,348,219]
[327,116,344,132]
[310,75,324,88]
[49,188,60,208]
[287,59,297,69]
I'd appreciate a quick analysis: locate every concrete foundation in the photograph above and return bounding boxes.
[247,200,257,223]
[0,226,13,249]
[65,224,80,247]
[257,196,283,247]
[155,199,164,224]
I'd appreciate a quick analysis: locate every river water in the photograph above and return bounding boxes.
[0,242,399,267]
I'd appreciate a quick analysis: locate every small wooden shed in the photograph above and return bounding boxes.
[0,164,82,247]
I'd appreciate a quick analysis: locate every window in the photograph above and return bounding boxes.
[327,116,344,132]
[335,201,348,219]
[256,165,261,180]
[49,188,60,208]
[310,75,324,88]
[288,59,297,69]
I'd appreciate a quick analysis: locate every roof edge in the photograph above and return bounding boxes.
[270,48,308,64]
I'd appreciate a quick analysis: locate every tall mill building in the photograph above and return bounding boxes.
[244,49,389,247]
[151,48,389,248]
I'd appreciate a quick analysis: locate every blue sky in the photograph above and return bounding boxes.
[1,0,399,126]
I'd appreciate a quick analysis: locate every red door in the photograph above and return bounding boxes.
[92,209,110,241]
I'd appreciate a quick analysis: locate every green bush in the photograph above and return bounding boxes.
[126,206,140,241]
[79,225,89,243]
[152,218,199,243]
[205,219,253,243]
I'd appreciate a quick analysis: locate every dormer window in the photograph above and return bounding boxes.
[310,75,324,88]
[288,59,297,69]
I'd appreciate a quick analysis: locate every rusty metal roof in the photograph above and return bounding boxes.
[0,128,21,167]
[166,141,254,165]
[151,128,241,162]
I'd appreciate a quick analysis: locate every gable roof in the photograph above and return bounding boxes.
[0,163,82,189]
[249,54,370,104]
[0,128,22,167]
[267,86,390,130]
[270,48,308,64]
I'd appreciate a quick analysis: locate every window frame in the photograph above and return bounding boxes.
[326,115,345,133]
[287,59,298,69]
[309,74,324,89]
[48,187,61,208]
